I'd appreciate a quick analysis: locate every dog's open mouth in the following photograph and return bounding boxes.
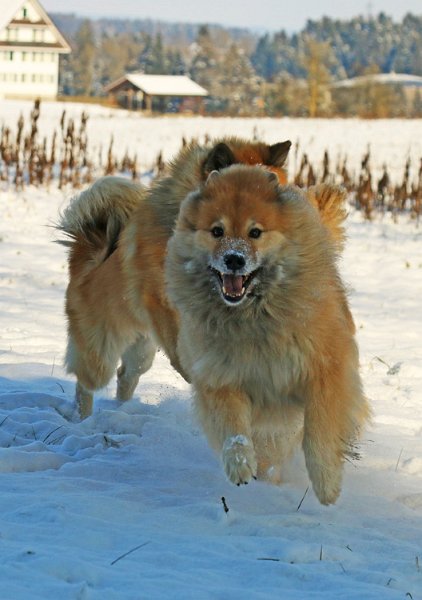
[211,268,257,304]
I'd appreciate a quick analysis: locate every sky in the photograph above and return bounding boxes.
[40,0,422,32]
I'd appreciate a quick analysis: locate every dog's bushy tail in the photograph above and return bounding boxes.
[57,176,145,264]
[307,184,348,252]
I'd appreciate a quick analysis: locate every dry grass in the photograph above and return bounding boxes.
[1,100,421,221]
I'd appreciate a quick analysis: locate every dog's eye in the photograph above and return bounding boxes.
[249,228,262,239]
[211,226,224,238]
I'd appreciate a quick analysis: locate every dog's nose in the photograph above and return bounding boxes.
[224,252,246,271]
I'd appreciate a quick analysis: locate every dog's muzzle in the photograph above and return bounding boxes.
[210,251,258,305]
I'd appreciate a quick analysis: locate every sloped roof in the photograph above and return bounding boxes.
[0,0,24,31]
[106,74,208,97]
[333,73,422,88]
[0,0,70,52]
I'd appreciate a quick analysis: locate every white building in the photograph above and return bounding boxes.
[0,0,70,100]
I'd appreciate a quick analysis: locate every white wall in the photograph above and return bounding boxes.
[0,50,59,99]
[0,1,65,99]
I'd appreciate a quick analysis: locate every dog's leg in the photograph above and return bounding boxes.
[66,334,120,419]
[144,296,190,382]
[254,422,303,484]
[195,385,257,485]
[302,361,369,505]
[116,334,156,401]
[76,381,94,420]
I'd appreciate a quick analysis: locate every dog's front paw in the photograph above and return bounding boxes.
[222,435,257,485]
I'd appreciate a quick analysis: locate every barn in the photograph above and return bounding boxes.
[105,73,208,113]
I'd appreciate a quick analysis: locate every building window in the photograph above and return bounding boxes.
[23,7,28,18]
[22,52,27,61]
[9,51,14,61]
[32,29,45,43]
[21,74,26,82]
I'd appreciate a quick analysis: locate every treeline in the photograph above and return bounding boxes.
[52,12,422,117]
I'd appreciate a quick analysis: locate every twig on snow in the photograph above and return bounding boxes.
[43,425,64,443]
[110,541,151,566]
[221,496,229,514]
[55,381,65,393]
[296,486,309,511]
[0,415,9,427]
[257,557,280,562]
[395,448,404,471]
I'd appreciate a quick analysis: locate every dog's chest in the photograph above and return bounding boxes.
[241,341,307,404]
[186,319,308,403]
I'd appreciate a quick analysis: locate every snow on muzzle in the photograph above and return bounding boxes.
[210,249,258,305]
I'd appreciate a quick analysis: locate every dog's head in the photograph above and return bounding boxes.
[202,138,291,185]
[167,165,334,311]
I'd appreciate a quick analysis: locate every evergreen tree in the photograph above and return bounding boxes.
[138,33,155,73]
[217,43,260,115]
[71,20,96,95]
[190,25,217,90]
[150,33,166,73]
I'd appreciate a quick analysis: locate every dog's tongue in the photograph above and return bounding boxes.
[222,274,244,295]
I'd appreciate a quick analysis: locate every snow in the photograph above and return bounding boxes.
[333,73,422,88]
[0,100,421,599]
[115,74,209,96]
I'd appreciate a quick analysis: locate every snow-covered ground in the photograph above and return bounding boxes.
[0,101,421,599]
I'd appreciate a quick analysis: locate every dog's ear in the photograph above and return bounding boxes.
[177,189,203,231]
[267,141,291,167]
[266,170,280,185]
[205,170,220,185]
[203,143,236,174]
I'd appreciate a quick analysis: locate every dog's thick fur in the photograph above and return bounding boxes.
[165,166,370,505]
[59,137,292,417]
[59,137,367,504]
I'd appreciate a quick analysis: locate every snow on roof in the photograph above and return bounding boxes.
[107,74,208,97]
[0,0,26,32]
[333,73,422,88]
[0,0,70,52]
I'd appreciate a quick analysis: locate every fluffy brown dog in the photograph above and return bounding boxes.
[165,166,370,505]
[59,137,366,504]
[59,137,292,417]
